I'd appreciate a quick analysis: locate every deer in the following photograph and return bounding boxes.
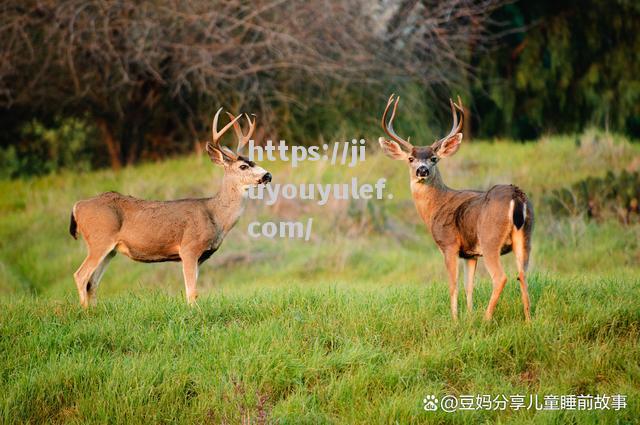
[68,108,272,308]
[378,94,534,321]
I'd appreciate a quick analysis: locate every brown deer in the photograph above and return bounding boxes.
[378,94,534,321]
[69,109,271,307]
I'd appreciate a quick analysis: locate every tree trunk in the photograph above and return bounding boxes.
[96,118,122,170]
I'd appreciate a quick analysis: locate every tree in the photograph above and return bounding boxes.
[0,0,504,170]
[472,0,640,139]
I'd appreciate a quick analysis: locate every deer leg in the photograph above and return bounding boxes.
[517,270,531,322]
[180,252,199,305]
[464,257,477,313]
[86,251,116,306]
[512,229,531,322]
[443,251,459,320]
[483,250,507,321]
[73,245,114,308]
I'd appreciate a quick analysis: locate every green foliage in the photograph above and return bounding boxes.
[280,83,444,148]
[545,170,640,222]
[543,129,640,223]
[473,0,640,139]
[0,118,100,179]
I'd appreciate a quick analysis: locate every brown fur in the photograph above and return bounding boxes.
[415,169,533,307]
[398,157,533,321]
[379,95,534,321]
[70,112,270,308]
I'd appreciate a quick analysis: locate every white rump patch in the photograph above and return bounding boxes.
[509,199,527,228]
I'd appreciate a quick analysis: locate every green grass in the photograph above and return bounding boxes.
[1,136,639,423]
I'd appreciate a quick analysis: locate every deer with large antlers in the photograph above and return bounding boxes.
[69,109,271,307]
[379,95,534,321]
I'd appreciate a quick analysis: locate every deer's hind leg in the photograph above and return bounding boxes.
[74,242,116,308]
[479,210,512,321]
[482,249,507,321]
[512,228,531,321]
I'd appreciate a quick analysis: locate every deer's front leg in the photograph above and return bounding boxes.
[179,250,200,305]
[443,251,459,320]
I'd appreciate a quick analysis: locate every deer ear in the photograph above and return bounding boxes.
[378,137,409,160]
[206,143,227,166]
[434,133,462,158]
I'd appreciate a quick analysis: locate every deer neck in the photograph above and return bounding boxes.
[410,167,452,227]
[207,179,247,234]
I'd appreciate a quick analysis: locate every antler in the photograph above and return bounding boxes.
[434,96,464,147]
[226,112,256,154]
[210,107,242,159]
[453,95,465,121]
[381,93,414,152]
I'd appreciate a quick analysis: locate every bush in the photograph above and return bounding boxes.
[0,118,100,179]
[544,170,640,224]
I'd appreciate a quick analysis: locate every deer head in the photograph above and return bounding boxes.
[206,108,271,189]
[378,94,464,183]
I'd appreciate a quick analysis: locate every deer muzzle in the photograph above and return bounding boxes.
[416,165,429,177]
[259,172,272,184]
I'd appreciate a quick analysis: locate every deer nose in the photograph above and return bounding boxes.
[261,172,272,183]
[416,166,429,177]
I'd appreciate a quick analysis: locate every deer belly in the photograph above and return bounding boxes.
[458,236,513,258]
[115,241,181,263]
[459,248,480,259]
[458,238,481,258]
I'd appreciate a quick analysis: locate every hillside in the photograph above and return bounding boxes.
[1,136,639,423]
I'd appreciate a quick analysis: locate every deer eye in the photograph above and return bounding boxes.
[408,157,414,163]
[431,157,438,163]
[239,164,249,170]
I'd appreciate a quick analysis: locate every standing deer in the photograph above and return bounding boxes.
[69,108,271,307]
[378,94,534,321]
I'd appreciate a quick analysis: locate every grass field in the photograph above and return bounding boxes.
[1,135,639,423]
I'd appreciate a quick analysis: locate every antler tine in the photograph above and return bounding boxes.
[381,93,413,151]
[209,108,241,160]
[244,113,256,139]
[453,95,464,134]
[211,107,242,151]
[435,97,463,146]
[226,112,256,154]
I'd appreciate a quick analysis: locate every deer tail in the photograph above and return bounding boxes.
[69,207,78,240]
[513,199,526,230]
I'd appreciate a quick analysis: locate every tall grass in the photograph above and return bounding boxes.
[2,279,639,424]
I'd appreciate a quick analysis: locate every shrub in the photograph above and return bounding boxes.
[545,170,640,224]
[0,118,100,179]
